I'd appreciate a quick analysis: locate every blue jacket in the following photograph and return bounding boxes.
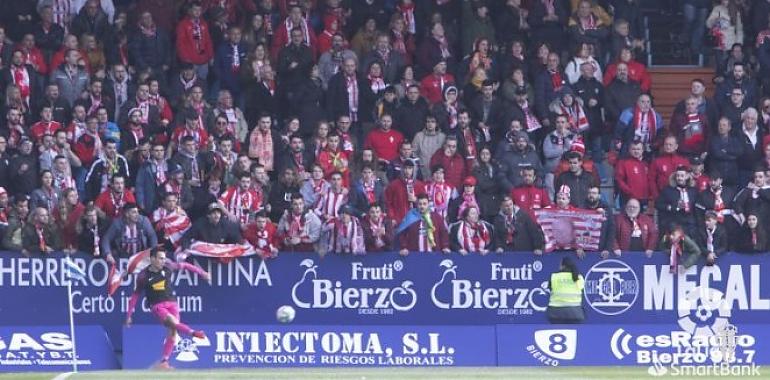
[134,161,162,212]
[349,178,386,217]
[101,215,158,259]
[215,42,248,96]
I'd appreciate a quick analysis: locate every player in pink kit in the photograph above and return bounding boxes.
[125,246,211,369]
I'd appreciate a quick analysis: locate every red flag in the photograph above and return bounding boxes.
[106,249,151,296]
[534,208,605,252]
[177,242,257,263]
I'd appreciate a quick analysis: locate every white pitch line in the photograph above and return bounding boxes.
[51,372,75,380]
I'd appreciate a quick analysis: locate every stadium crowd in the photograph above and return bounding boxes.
[0,0,769,264]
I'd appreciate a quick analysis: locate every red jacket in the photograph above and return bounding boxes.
[50,48,91,74]
[669,112,708,155]
[420,73,455,105]
[364,128,404,162]
[614,157,650,201]
[243,221,279,259]
[176,17,214,65]
[510,184,552,220]
[603,59,652,92]
[648,153,688,200]
[430,151,467,189]
[384,178,426,223]
[613,213,658,251]
[398,211,449,251]
[94,190,137,219]
[694,174,710,193]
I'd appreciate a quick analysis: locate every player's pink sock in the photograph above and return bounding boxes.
[161,335,175,361]
[175,322,193,336]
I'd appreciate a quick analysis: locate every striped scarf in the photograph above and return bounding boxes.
[421,212,436,250]
[330,217,365,254]
[457,221,490,252]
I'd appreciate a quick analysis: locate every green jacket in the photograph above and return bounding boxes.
[661,235,703,268]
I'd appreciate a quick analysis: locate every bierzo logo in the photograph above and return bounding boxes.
[526,329,577,366]
[430,259,548,312]
[290,259,417,311]
[583,259,639,316]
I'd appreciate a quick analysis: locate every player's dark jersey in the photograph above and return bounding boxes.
[137,268,174,306]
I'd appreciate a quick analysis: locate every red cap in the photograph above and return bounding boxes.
[463,176,477,187]
[570,137,586,156]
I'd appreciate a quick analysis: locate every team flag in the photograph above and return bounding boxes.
[534,208,605,252]
[106,249,151,296]
[64,256,86,281]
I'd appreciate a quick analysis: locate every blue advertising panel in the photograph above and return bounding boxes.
[123,325,496,368]
[496,323,770,371]
[0,326,118,372]
[1,251,769,347]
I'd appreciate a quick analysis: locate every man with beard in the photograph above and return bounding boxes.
[497,131,544,193]
[361,203,394,252]
[276,134,313,180]
[181,202,242,249]
[716,62,759,109]
[385,160,426,224]
[469,80,506,144]
[3,50,41,110]
[696,170,738,237]
[170,136,206,189]
[119,83,161,138]
[102,203,158,263]
[554,152,599,208]
[277,193,322,251]
[585,186,614,258]
[84,139,130,200]
[656,166,698,235]
[492,195,544,253]
[603,63,641,127]
[135,143,168,213]
[9,138,39,196]
[396,194,450,255]
[94,174,136,219]
[268,168,301,222]
[613,198,657,257]
[395,84,430,140]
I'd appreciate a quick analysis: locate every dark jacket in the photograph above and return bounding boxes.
[587,199,615,252]
[694,225,728,256]
[77,219,110,255]
[326,72,374,122]
[181,217,242,249]
[101,216,158,259]
[214,42,249,97]
[9,153,39,196]
[604,79,642,124]
[473,162,501,221]
[573,76,605,134]
[655,185,699,234]
[70,8,110,41]
[128,26,172,71]
[267,181,300,222]
[21,223,61,254]
[395,98,431,141]
[554,170,599,209]
[349,178,386,217]
[492,208,545,251]
[708,135,743,186]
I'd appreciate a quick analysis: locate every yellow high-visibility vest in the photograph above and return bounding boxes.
[549,272,584,307]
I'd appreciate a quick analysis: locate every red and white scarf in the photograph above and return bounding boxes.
[363,179,377,205]
[521,100,542,132]
[315,189,348,220]
[368,216,386,249]
[427,182,454,218]
[369,74,386,94]
[12,66,30,105]
[249,129,274,171]
[561,102,590,133]
[669,236,683,273]
[284,17,311,46]
[329,217,365,254]
[632,106,659,146]
[221,187,260,225]
[346,75,359,122]
[457,221,491,252]
[457,192,480,219]
[152,207,192,247]
[397,2,416,34]
[122,223,140,255]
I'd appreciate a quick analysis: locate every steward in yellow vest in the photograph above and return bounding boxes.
[547,257,586,323]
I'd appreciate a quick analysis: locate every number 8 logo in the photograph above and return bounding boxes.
[549,333,568,354]
[534,329,577,360]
